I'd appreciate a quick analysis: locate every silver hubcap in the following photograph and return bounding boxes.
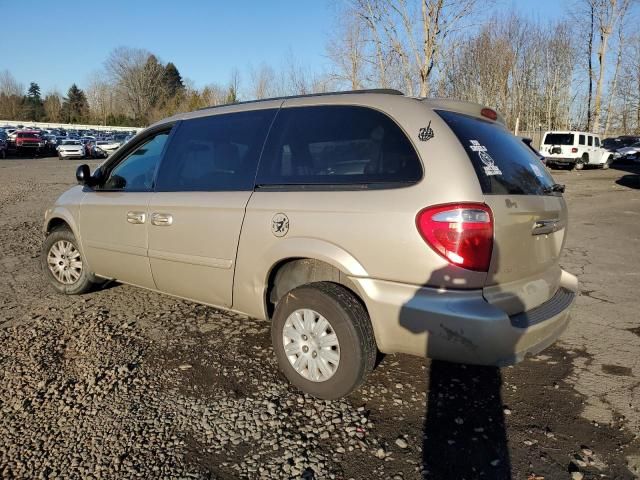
[47,240,82,285]
[282,309,340,382]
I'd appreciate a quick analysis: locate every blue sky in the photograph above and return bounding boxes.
[2,0,561,95]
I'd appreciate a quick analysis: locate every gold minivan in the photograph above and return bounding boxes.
[42,90,578,399]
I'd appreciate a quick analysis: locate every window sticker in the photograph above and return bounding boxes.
[530,164,544,178]
[470,140,502,176]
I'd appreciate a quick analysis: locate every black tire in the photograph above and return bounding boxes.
[601,156,611,169]
[41,226,96,295]
[575,154,587,170]
[271,282,377,400]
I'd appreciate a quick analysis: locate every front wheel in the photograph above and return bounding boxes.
[41,226,96,294]
[271,282,377,400]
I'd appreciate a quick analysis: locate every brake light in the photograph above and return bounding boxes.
[481,108,498,121]
[571,147,578,153]
[416,203,493,272]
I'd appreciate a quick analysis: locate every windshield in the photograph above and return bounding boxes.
[543,133,574,145]
[62,140,81,145]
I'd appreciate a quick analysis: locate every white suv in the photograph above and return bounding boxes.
[540,131,612,170]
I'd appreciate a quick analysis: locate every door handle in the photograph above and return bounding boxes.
[151,213,173,226]
[126,211,146,224]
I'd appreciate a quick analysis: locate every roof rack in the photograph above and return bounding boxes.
[196,88,404,112]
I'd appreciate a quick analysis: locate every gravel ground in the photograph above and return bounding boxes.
[0,157,639,479]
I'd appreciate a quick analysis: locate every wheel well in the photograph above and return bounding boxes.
[46,217,70,233]
[265,258,363,319]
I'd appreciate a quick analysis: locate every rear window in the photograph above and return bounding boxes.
[256,106,422,187]
[543,133,574,145]
[436,110,555,195]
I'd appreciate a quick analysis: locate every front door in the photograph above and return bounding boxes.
[147,108,277,307]
[79,130,171,288]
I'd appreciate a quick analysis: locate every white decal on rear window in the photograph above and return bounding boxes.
[531,164,544,178]
[470,140,502,176]
[469,139,487,152]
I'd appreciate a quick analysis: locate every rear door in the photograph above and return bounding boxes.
[437,111,566,315]
[148,108,277,308]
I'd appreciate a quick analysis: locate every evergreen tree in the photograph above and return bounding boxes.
[61,84,89,123]
[23,81,44,121]
[163,62,184,98]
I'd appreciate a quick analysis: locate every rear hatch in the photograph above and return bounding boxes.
[539,132,575,158]
[437,110,567,315]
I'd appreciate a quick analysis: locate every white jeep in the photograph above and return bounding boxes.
[540,131,612,170]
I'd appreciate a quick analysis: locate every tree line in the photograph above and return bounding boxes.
[1,0,638,136]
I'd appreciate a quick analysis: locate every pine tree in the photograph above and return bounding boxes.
[23,81,44,121]
[163,62,184,98]
[62,84,89,123]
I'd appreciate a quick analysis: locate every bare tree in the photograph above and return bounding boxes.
[249,63,278,99]
[43,91,63,122]
[326,14,367,89]
[86,74,114,125]
[589,0,632,133]
[0,70,24,119]
[104,47,166,123]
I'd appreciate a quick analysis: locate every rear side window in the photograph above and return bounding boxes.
[543,133,574,145]
[579,135,585,145]
[256,106,422,186]
[587,136,593,146]
[155,109,277,191]
[436,110,555,195]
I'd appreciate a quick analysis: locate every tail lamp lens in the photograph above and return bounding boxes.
[416,203,493,272]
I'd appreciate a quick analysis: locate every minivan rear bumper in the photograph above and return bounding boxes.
[350,270,578,365]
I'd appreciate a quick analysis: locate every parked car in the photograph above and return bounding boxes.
[616,141,640,161]
[540,130,612,170]
[41,90,577,399]
[0,130,8,159]
[86,140,109,159]
[13,130,44,155]
[95,139,122,155]
[56,139,85,159]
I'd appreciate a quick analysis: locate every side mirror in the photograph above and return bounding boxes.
[76,164,91,185]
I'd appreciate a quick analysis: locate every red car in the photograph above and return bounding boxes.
[13,130,44,155]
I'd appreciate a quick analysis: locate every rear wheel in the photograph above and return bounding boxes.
[574,157,586,170]
[271,282,376,400]
[41,226,96,294]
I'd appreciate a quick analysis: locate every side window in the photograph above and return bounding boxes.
[595,137,600,147]
[102,132,169,191]
[155,109,277,192]
[588,136,593,146]
[579,134,585,145]
[256,105,422,186]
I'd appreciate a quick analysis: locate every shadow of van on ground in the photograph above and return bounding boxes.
[399,243,521,479]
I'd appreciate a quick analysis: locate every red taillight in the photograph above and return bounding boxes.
[571,147,578,153]
[416,203,493,272]
[481,108,498,121]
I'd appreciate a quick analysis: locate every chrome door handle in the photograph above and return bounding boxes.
[127,211,146,224]
[151,213,173,226]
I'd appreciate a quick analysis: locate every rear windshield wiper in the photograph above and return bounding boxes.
[543,183,565,194]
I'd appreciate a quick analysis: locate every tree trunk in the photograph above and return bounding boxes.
[587,4,594,130]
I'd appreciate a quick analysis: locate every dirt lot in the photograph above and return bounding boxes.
[0,157,639,480]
